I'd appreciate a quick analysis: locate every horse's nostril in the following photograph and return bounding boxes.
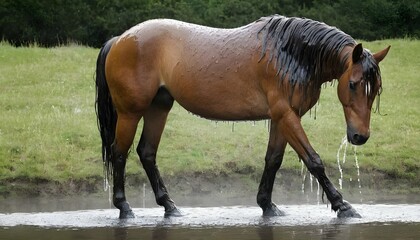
[352,134,368,145]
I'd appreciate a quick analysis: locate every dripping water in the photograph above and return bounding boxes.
[309,104,318,120]
[336,135,363,202]
[316,180,320,205]
[301,160,306,194]
[300,159,320,204]
[336,136,348,189]
[353,145,363,202]
[309,174,313,193]
[143,183,146,208]
[103,165,112,208]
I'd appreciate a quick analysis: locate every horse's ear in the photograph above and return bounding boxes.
[373,45,391,63]
[352,43,363,63]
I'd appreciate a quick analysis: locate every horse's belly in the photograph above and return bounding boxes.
[166,80,270,121]
[178,98,269,121]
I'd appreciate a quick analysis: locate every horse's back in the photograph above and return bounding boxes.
[107,19,271,120]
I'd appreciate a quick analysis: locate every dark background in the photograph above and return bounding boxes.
[1,0,419,47]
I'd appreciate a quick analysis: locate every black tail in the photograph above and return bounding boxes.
[95,37,118,180]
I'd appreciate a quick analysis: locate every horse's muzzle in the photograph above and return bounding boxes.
[347,126,370,145]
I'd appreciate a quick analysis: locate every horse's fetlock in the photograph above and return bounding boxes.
[330,191,344,211]
[257,193,270,209]
[113,193,126,208]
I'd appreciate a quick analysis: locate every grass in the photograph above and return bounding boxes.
[0,39,419,194]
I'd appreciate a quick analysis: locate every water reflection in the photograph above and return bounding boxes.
[2,223,420,240]
[114,227,128,240]
[257,225,273,240]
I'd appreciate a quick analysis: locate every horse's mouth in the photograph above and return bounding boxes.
[347,125,370,145]
[348,134,369,145]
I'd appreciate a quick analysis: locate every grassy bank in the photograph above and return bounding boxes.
[0,39,419,195]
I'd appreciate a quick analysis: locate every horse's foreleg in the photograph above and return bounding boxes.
[257,121,287,216]
[136,96,181,217]
[112,114,141,219]
[277,111,361,218]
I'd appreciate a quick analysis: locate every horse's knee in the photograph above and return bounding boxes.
[264,148,284,170]
[264,156,283,170]
[137,141,156,166]
[306,153,325,176]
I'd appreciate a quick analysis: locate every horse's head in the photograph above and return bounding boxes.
[338,43,390,145]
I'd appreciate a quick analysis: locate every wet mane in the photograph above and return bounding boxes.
[258,15,356,88]
[360,49,381,95]
[359,49,383,113]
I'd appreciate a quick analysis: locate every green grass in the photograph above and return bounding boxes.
[0,39,419,192]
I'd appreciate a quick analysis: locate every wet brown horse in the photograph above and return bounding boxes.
[95,15,390,219]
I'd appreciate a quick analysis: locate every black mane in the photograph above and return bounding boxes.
[258,15,356,88]
[360,49,381,96]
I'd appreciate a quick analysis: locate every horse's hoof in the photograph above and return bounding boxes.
[116,200,135,219]
[262,203,285,217]
[164,207,183,218]
[337,201,362,218]
[119,209,135,219]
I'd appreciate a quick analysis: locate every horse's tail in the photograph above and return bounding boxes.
[95,37,118,181]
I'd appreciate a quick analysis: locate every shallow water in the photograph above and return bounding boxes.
[1,190,420,239]
[2,204,420,228]
[1,204,419,240]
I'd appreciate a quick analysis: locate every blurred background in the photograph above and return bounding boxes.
[1,0,419,47]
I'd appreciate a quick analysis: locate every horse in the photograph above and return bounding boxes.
[95,15,390,219]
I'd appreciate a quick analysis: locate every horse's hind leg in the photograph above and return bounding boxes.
[257,121,287,216]
[136,88,181,217]
[112,114,141,219]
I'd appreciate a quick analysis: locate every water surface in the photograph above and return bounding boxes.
[1,204,419,240]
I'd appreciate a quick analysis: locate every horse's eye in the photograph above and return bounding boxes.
[349,81,356,91]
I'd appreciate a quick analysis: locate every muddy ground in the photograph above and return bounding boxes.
[1,169,418,207]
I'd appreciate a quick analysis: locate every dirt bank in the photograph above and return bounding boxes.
[1,169,418,205]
